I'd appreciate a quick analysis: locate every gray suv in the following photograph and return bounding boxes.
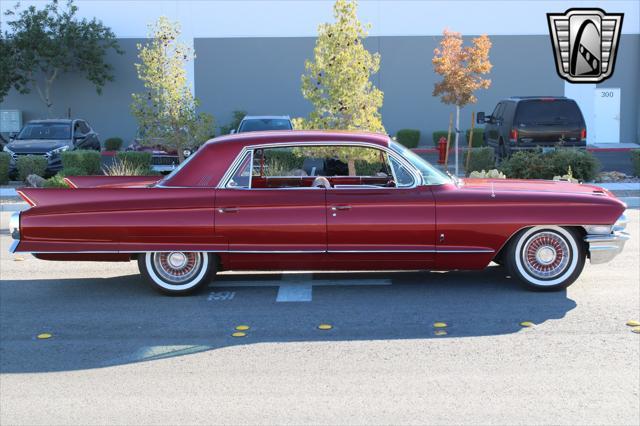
[3,119,101,176]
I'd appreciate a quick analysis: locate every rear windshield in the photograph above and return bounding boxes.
[238,119,292,132]
[17,123,71,140]
[515,100,584,126]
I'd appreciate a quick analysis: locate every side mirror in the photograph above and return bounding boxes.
[9,132,17,141]
[476,112,486,124]
[230,129,236,134]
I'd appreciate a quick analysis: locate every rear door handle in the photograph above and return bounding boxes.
[218,207,239,213]
[331,205,352,211]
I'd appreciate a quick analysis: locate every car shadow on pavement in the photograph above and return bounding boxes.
[0,265,577,374]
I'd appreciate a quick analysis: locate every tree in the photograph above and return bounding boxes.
[433,30,492,175]
[131,17,214,163]
[299,0,384,134]
[1,0,122,116]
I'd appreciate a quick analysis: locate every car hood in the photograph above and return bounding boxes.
[461,178,611,196]
[7,139,71,153]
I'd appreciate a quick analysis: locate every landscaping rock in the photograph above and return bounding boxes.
[26,174,46,188]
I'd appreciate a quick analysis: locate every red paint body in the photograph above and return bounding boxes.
[15,131,626,272]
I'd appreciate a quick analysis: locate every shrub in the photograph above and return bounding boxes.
[396,129,420,148]
[103,159,153,176]
[469,169,506,179]
[61,150,102,175]
[432,130,449,146]
[43,173,71,188]
[547,149,599,182]
[104,137,123,151]
[116,151,152,171]
[465,147,495,176]
[500,149,599,181]
[0,152,10,184]
[631,149,640,177]
[465,128,485,147]
[16,155,48,182]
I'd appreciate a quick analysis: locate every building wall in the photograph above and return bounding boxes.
[1,0,638,145]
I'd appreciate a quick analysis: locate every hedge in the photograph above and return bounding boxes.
[16,155,48,182]
[116,151,153,171]
[104,137,123,151]
[465,128,485,147]
[465,147,495,176]
[432,130,449,146]
[43,167,86,188]
[631,149,640,177]
[500,149,599,182]
[0,152,10,184]
[61,150,101,175]
[396,129,420,149]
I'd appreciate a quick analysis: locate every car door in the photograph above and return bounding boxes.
[486,102,504,147]
[214,148,327,254]
[325,145,436,266]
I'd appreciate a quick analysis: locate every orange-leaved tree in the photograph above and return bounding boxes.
[433,30,492,175]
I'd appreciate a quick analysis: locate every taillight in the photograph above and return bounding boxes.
[580,128,587,141]
[509,129,518,143]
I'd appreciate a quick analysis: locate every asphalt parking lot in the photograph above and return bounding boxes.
[0,211,638,425]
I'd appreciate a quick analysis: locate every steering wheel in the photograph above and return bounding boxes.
[311,176,331,189]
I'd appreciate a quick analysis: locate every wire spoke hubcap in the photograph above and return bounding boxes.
[153,252,201,284]
[523,232,570,279]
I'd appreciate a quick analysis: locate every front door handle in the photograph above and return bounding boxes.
[218,207,239,213]
[331,205,352,211]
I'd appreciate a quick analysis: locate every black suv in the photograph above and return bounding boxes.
[3,119,101,176]
[477,97,587,160]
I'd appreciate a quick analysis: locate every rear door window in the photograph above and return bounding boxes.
[515,100,584,126]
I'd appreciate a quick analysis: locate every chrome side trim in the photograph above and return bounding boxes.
[12,248,494,255]
[584,231,630,264]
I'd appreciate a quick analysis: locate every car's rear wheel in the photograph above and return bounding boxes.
[138,252,214,295]
[505,226,585,291]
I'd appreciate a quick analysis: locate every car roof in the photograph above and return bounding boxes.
[205,130,390,149]
[506,96,571,102]
[27,119,75,124]
[241,115,291,120]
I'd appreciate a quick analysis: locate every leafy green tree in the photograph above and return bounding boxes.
[219,110,247,135]
[433,30,492,175]
[131,17,214,163]
[299,0,384,134]
[1,0,122,115]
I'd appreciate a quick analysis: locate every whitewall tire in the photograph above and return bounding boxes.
[506,226,585,291]
[138,252,214,295]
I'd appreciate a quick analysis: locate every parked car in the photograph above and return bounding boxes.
[232,115,293,133]
[9,131,628,295]
[126,140,197,174]
[477,97,587,161]
[3,119,100,176]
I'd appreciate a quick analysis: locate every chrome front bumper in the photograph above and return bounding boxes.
[583,213,630,264]
[584,231,630,264]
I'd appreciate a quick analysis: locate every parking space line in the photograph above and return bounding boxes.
[276,284,313,302]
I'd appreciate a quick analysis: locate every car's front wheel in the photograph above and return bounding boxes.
[505,226,585,291]
[138,252,214,295]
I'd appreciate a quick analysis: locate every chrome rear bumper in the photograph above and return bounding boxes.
[9,212,20,254]
[584,231,630,264]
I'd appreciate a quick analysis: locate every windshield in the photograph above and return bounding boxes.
[515,100,584,126]
[389,141,451,185]
[17,123,71,140]
[238,119,293,133]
